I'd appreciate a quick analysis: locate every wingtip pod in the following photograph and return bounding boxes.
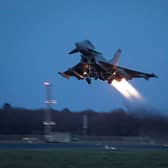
[145,73,158,80]
[152,73,158,78]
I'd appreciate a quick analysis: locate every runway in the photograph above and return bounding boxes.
[0,143,168,150]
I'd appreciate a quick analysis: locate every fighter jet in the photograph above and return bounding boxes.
[59,40,157,84]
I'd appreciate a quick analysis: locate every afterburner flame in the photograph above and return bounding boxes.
[111,79,143,100]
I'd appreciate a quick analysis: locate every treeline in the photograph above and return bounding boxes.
[0,103,168,137]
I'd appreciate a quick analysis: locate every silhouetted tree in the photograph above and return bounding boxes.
[0,104,168,137]
[2,103,12,110]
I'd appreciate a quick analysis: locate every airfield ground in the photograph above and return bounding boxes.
[0,135,168,167]
[0,149,168,168]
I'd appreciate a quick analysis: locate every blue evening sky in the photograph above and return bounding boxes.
[0,0,168,112]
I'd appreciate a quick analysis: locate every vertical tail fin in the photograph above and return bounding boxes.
[109,48,121,66]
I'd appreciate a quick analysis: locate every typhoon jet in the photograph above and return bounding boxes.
[59,40,157,84]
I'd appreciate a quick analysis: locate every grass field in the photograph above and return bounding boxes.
[0,149,168,168]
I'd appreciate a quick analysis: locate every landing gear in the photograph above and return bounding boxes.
[85,64,92,84]
[86,78,91,84]
[108,80,112,84]
[107,77,114,84]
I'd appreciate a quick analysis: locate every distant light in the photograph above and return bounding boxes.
[44,100,57,104]
[43,81,50,86]
[43,121,56,126]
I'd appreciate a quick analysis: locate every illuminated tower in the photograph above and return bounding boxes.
[43,81,56,135]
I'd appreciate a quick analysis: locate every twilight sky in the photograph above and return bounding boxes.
[0,0,168,112]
